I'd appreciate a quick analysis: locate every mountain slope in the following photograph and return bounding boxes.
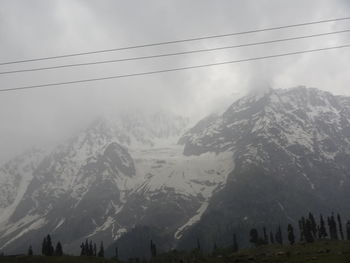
[0,111,234,255]
[178,86,350,250]
[0,148,44,227]
[2,87,350,257]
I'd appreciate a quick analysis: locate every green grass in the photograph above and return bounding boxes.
[157,240,350,263]
[204,240,350,263]
[0,255,116,263]
[0,241,349,263]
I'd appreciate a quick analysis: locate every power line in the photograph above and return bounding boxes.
[1,44,349,93]
[1,16,350,66]
[1,29,350,75]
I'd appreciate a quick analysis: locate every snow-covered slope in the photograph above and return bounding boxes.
[0,148,44,226]
[180,87,350,158]
[3,87,350,257]
[178,86,350,250]
[0,111,234,254]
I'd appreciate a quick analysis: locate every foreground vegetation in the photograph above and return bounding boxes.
[0,240,349,263]
[1,211,349,262]
[158,240,350,263]
[0,255,114,263]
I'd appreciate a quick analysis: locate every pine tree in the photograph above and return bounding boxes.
[308,212,317,238]
[42,237,47,255]
[42,235,54,256]
[213,242,218,254]
[98,241,104,258]
[89,240,94,256]
[346,220,350,241]
[196,237,201,251]
[327,217,332,239]
[337,214,344,240]
[275,226,283,245]
[249,228,259,246]
[305,219,314,243]
[28,245,33,256]
[46,235,54,256]
[287,224,295,245]
[332,213,338,239]
[115,246,119,260]
[328,214,338,240]
[55,242,63,256]
[299,218,305,242]
[319,215,327,239]
[80,242,85,256]
[263,227,268,244]
[93,243,97,256]
[269,231,274,244]
[150,240,157,257]
[84,239,89,256]
[232,234,238,252]
[153,242,157,257]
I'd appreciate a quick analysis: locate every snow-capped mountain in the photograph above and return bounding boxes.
[0,111,233,255]
[178,86,350,250]
[2,87,350,257]
[180,86,350,157]
[180,86,350,200]
[0,148,44,226]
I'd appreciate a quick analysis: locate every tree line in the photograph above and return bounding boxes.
[41,234,63,256]
[80,238,105,257]
[6,211,350,260]
[25,235,105,258]
[248,212,350,247]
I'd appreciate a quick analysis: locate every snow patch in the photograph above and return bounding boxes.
[174,201,209,239]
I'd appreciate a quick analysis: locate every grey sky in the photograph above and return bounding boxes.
[1,0,350,163]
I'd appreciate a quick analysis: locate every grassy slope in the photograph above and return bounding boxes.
[158,241,350,263]
[0,256,115,263]
[0,241,349,263]
[226,241,350,263]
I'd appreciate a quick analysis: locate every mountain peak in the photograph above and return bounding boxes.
[245,86,274,100]
[180,86,350,156]
[2,86,350,257]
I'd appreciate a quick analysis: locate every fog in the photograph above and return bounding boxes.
[1,0,350,163]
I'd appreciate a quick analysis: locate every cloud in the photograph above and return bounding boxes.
[0,0,350,162]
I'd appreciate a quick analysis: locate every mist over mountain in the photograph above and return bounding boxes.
[178,86,350,250]
[1,87,350,259]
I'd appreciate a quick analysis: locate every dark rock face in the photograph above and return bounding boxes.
[103,143,135,177]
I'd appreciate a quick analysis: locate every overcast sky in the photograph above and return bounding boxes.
[1,0,350,163]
